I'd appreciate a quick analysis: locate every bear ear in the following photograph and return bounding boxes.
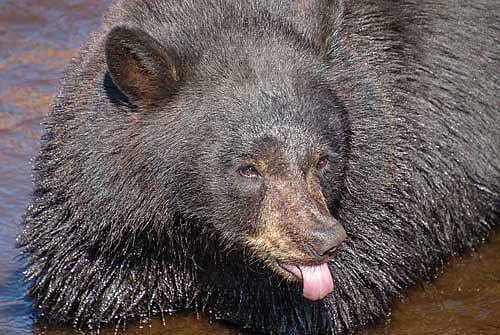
[105,26,179,105]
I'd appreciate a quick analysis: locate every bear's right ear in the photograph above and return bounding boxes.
[105,26,179,105]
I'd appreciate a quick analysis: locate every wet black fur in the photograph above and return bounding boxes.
[20,0,500,334]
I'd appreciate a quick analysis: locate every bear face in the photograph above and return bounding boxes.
[105,25,348,301]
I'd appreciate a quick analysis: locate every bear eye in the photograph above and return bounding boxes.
[238,165,261,178]
[316,157,328,170]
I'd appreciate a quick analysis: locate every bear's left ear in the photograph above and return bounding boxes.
[105,26,179,105]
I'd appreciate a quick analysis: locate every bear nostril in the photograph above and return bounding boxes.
[309,223,347,257]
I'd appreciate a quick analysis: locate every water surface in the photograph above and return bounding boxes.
[1,1,499,334]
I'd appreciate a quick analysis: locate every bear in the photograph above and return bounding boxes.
[19,0,500,334]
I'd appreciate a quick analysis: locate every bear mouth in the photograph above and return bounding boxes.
[279,262,334,301]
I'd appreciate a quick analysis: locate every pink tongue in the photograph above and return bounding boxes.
[297,263,334,301]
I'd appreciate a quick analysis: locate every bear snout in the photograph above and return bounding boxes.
[306,221,347,257]
[243,177,346,277]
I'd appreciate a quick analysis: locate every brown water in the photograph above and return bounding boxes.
[1,1,499,334]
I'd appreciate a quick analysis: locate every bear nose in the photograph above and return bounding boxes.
[308,222,347,256]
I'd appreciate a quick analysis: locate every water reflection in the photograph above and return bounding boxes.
[0,1,113,334]
[1,1,499,334]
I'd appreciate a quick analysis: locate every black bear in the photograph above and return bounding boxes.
[20,0,500,334]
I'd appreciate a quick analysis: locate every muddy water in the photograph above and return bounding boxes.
[0,1,499,334]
